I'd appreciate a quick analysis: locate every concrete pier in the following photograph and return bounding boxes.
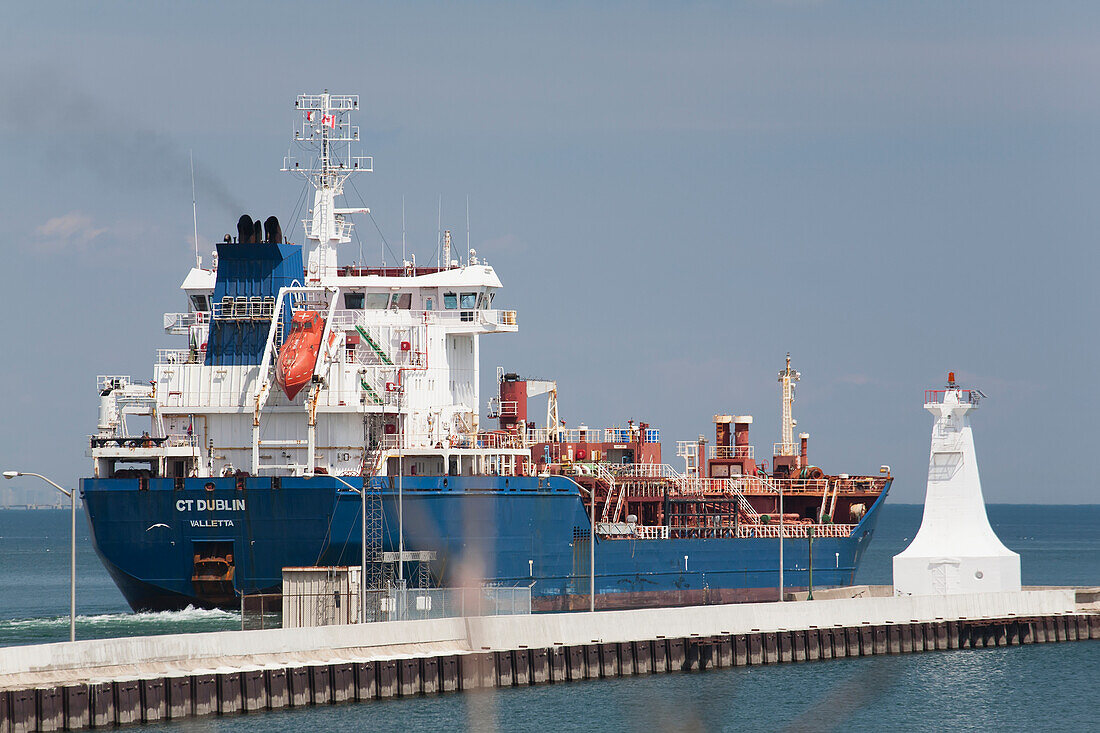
[1,589,1096,732]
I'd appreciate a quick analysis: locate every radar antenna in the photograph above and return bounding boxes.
[777,353,801,457]
[282,91,373,281]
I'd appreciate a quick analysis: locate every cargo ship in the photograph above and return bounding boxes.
[81,92,891,612]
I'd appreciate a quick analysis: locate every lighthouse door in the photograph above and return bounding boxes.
[930,559,960,593]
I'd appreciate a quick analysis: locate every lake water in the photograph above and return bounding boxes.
[1,504,1096,731]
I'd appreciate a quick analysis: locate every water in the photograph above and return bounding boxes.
[1,504,1096,731]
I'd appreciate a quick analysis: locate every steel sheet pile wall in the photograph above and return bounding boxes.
[1,592,1095,732]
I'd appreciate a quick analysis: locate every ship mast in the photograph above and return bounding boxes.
[283,91,373,282]
[777,353,800,457]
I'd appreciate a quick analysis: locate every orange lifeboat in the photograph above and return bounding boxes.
[275,310,326,400]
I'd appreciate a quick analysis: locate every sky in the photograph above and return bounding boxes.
[0,1,1098,505]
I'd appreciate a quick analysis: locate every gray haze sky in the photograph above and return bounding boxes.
[1,1,1098,505]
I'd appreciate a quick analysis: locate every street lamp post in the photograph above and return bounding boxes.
[778,483,785,602]
[4,471,76,642]
[575,482,595,611]
[328,474,367,623]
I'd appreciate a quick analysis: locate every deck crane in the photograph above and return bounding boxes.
[525,379,561,442]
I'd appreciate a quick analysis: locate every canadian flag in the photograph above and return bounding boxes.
[321,114,336,128]
[306,110,316,122]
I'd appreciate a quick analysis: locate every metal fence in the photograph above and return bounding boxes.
[240,593,283,631]
[278,585,532,628]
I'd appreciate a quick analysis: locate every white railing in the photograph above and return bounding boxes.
[525,427,654,445]
[735,523,856,539]
[711,445,754,459]
[676,441,699,456]
[163,311,210,334]
[212,296,277,321]
[379,432,525,451]
[607,463,683,479]
[633,525,670,540]
[156,348,202,364]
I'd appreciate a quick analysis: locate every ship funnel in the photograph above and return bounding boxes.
[237,215,255,243]
[264,216,282,244]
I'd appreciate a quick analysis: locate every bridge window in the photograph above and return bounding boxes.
[444,292,457,309]
[365,293,388,309]
[344,292,364,309]
[460,292,477,309]
[190,294,209,312]
[389,292,412,309]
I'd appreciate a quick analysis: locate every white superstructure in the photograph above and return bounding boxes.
[89,92,521,481]
[893,374,1021,596]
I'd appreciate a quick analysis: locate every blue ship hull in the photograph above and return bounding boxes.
[81,475,890,612]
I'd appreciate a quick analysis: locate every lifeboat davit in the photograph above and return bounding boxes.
[275,310,326,400]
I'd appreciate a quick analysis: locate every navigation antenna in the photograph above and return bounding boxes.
[190,150,200,268]
[283,92,373,281]
[777,353,801,457]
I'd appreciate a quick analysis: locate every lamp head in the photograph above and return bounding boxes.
[3,471,20,479]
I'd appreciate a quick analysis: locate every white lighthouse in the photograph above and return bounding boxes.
[893,373,1021,596]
